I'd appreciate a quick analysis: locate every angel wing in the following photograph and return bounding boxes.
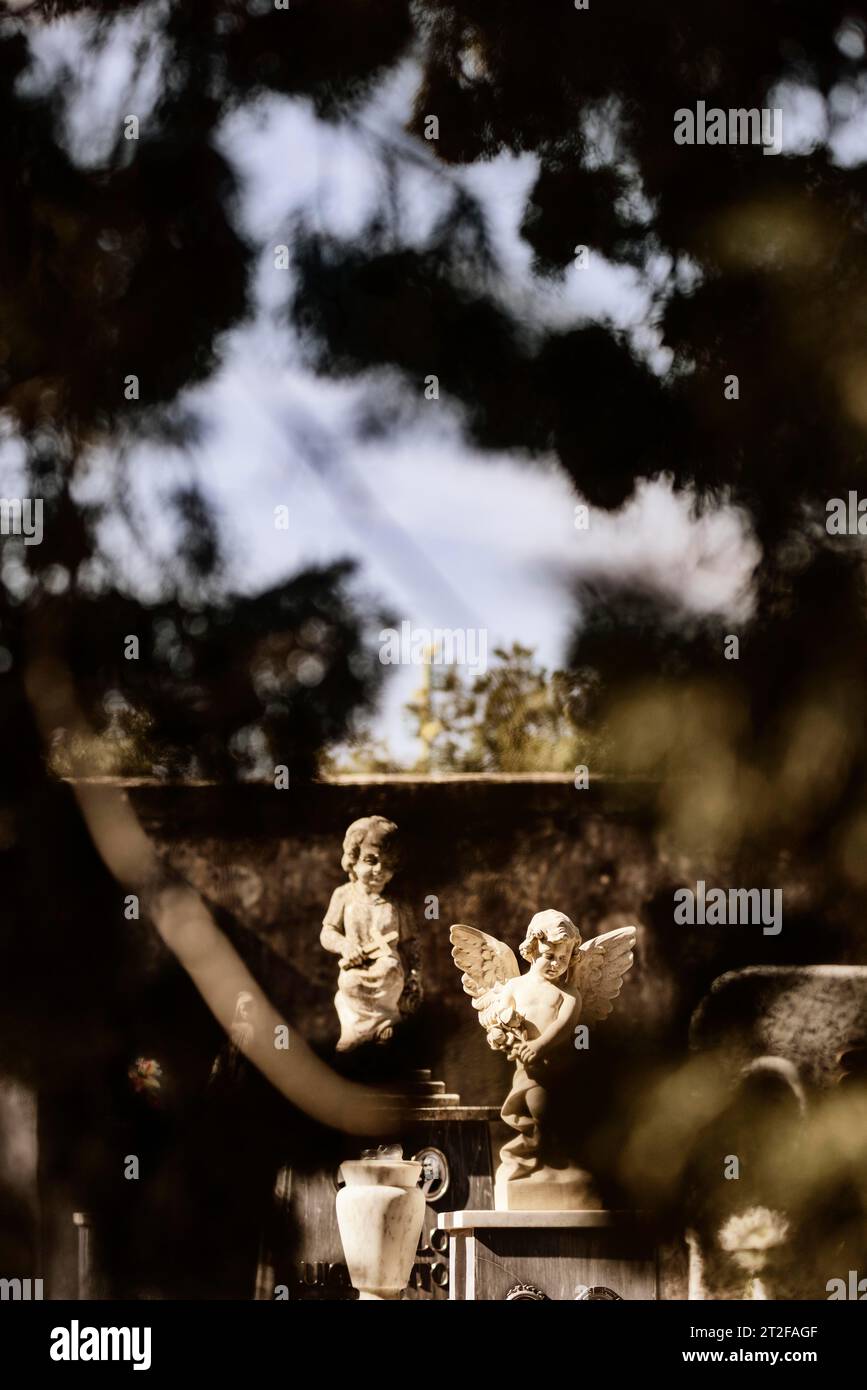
[449,924,520,1030]
[569,926,636,1024]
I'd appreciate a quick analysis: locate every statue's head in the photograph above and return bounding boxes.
[229,990,256,1049]
[233,991,255,1023]
[519,909,581,980]
[341,815,399,893]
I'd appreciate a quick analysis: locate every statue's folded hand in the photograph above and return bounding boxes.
[340,950,367,970]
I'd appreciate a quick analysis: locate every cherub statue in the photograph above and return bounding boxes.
[321,816,422,1052]
[450,909,636,1210]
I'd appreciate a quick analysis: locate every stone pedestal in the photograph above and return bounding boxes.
[494,1165,601,1212]
[438,1210,658,1301]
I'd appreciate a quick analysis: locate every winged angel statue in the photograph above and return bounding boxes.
[450,909,636,1208]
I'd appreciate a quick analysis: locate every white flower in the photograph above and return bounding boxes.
[718,1207,790,1254]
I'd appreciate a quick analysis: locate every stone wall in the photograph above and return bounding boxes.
[128,773,861,1103]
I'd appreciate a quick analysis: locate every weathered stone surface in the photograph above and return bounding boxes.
[690,965,867,1087]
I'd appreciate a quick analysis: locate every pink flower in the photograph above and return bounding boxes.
[128,1058,163,1105]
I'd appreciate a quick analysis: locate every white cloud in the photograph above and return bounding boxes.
[17,2,170,169]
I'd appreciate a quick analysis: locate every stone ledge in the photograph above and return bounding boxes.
[438,1210,630,1230]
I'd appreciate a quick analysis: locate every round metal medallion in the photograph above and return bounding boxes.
[412,1146,450,1202]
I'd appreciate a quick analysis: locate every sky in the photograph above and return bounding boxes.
[6,5,867,761]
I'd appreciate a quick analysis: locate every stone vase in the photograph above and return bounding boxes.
[336,1159,425,1300]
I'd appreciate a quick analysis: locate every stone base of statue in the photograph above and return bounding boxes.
[437,1209,658,1301]
[494,1162,601,1212]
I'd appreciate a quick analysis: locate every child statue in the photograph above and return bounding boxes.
[320,816,422,1052]
[450,909,636,1209]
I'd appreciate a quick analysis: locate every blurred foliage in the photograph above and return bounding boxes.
[326,643,604,774]
[2,0,867,855]
[414,642,604,773]
[34,564,384,782]
[0,0,413,792]
[286,0,867,881]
